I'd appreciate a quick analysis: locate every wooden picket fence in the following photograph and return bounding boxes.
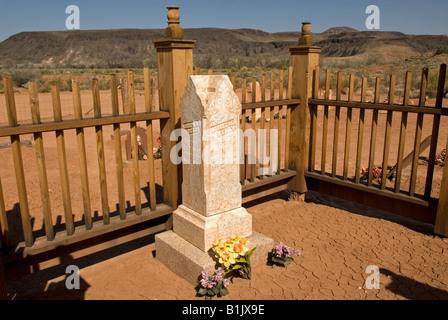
[306,64,448,224]
[0,68,173,277]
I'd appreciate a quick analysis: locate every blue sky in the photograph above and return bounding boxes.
[0,0,447,42]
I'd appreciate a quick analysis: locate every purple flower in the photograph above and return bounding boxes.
[199,268,230,290]
[212,268,225,282]
[273,242,301,258]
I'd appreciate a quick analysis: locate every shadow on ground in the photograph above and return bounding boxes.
[380,268,448,300]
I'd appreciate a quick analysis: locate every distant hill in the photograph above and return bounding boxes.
[323,27,358,33]
[0,27,447,69]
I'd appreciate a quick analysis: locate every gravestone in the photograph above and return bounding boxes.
[175,75,252,250]
[155,75,273,284]
[125,127,148,161]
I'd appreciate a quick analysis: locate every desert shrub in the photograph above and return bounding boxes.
[66,79,73,92]
[48,77,63,87]
[99,80,111,90]
[0,68,42,87]
[37,79,51,93]
[434,47,448,56]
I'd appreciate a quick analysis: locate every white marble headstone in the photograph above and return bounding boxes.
[173,75,252,251]
[179,75,243,217]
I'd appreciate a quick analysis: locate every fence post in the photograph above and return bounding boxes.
[154,6,195,210]
[434,137,448,237]
[288,22,321,194]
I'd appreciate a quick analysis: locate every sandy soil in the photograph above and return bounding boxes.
[4,190,448,300]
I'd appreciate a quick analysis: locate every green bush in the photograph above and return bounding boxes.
[434,47,448,56]
[37,79,51,93]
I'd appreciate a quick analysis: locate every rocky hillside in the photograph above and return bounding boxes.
[0,27,447,69]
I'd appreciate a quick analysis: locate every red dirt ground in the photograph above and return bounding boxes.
[4,190,448,300]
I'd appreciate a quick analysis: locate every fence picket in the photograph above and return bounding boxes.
[367,78,381,186]
[309,66,319,172]
[128,71,142,214]
[29,81,55,240]
[4,77,33,246]
[72,81,93,229]
[110,75,126,220]
[395,71,412,192]
[343,74,354,180]
[380,74,395,190]
[409,68,428,196]
[355,77,367,183]
[144,67,157,211]
[259,72,266,180]
[92,79,110,225]
[251,106,256,181]
[51,84,75,236]
[332,72,342,177]
[241,79,247,184]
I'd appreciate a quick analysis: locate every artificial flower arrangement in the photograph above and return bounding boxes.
[268,242,301,267]
[196,235,255,300]
[360,166,382,181]
[196,268,230,300]
[153,135,162,159]
[212,235,256,280]
[435,149,446,166]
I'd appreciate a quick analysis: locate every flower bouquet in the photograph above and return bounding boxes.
[153,135,162,159]
[435,149,446,166]
[268,242,301,268]
[196,268,230,300]
[360,166,382,181]
[212,235,256,280]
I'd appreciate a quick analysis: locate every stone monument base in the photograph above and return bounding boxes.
[173,205,253,252]
[155,230,274,285]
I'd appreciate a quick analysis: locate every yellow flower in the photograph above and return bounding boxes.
[233,243,243,253]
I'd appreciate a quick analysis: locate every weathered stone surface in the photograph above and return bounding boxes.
[156,75,273,284]
[179,75,242,217]
[173,205,252,251]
